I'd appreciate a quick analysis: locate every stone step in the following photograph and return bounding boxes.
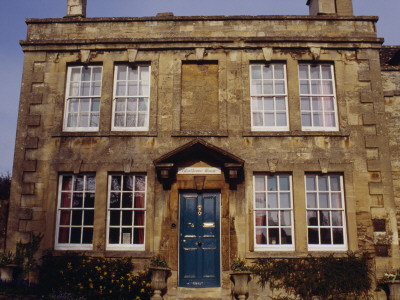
[165,287,231,300]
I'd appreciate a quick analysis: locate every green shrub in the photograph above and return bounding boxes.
[250,252,372,300]
[39,254,152,299]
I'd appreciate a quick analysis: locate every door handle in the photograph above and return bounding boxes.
[197,241,202,247]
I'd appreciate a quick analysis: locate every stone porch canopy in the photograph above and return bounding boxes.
[154,139,244,190]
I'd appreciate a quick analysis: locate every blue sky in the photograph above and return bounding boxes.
[0,0,399,174]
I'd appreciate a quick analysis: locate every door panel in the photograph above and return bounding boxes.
[179,192,220,288]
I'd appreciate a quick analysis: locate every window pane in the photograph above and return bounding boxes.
[123,176,133,191]
[109,228,119,244]
[267,176,277,191]
[263,81,273,94]
[330,176,341,191]
[251,80,262,94]
[255,211,266,226]
[60,211,71,226]
[274,65,284,79]
[256,228,267,245]
[82,228,93,244]
[319,193,329,208]
[251,66,262,79]
[84,193,95,208]
[71,210,83,226]
[269,228,279,244]
[115,99,126,112]
[300,81,310,94]
[134,228,145,244]
[122,193,133,208]
[253,112,263,126]
[114,113,125,127]
[138,98,148,111]
[61,193,72,208]
[121,228,132,244]
[62,176,73,190]
[333,228,344,244]
[128,66,138,80]
[310,65,320,79]
[268,211,279,226]
[134,193,145,208]
[324,112,336,127]
[262,65,272,79]
[268,193,278,208]
[306,176,316,191]
[135,211,145,226]
[86,176,96,190]
[122,211,133,226]
[252,97,263,110]
[92,67,102,81]
[281,228,292,244]
[275,97,286,110]
[275,81,285,94]
[280,193,290,208]
[264,97,274,110]
[299,65,309,79]
[280,211,291,226]
[301,98,311,111]
[307,211,318,226]
[276,113,287,126]
[128,82,138,96]
[72,193,83,208]
[83,210,94,226]
[110,211,120,226]
[321,228,332,244]
[301,113,312,127]
[332,211,343,226]
[255,193,266,208]
[58,227,69,243]
[117,82,126,96]
[111,176,121,191]
[70,228,81,244]
[307,192,317,208]
[264,113,274,126]
[321,65,332,79]
[135,176,146,191]
[126,114,136,127]
[331,193,342,208]
[308,228,319,244]
[320,211,330,226]
[254,176,265,191]
[318,177,328,191]
[140,66,149,81]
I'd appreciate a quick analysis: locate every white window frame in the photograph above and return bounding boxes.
[55,174,96,251]
[250,63,289,131]
[63,65,103,132]
[305,173,347,251]
[253,173,295,251]
[298,63,339,131]
[111,64,151,131]
[106,174,147,251]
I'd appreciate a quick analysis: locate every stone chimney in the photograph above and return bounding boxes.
[66,0,87,18]
[307,0,353,16]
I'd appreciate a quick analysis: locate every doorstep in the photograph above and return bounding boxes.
[165,287,232,300]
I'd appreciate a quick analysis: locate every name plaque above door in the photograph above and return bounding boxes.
[177,167,221,175]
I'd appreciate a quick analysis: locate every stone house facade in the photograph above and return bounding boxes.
[5,0,400,298]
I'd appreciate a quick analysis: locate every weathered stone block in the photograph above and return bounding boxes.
[369,182,383,195]
[25,137,39,149]
[22,160,37,172]
[27,93,43,104]
[26,115,41,127]
[367,160,383,172]
[21,183,35,195]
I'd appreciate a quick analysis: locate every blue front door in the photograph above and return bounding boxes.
[179,192,220,288]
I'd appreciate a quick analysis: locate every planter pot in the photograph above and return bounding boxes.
[149,266,171,300]
[230,271,251,300]
[0,264,17,282]
[388,281,400,300]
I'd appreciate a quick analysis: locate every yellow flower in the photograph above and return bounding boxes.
[100,276,103,280]
[136,297,140,300]
[89,283,93,289]
[89,278,92,282]
[146,283,151,287]
[104,271,107,276]
[142,281,146,285]
[133,281,136,285]
[112,279,114,283]
[121,284,124,288]
[120,276,124,280]
[109,290,112,294]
